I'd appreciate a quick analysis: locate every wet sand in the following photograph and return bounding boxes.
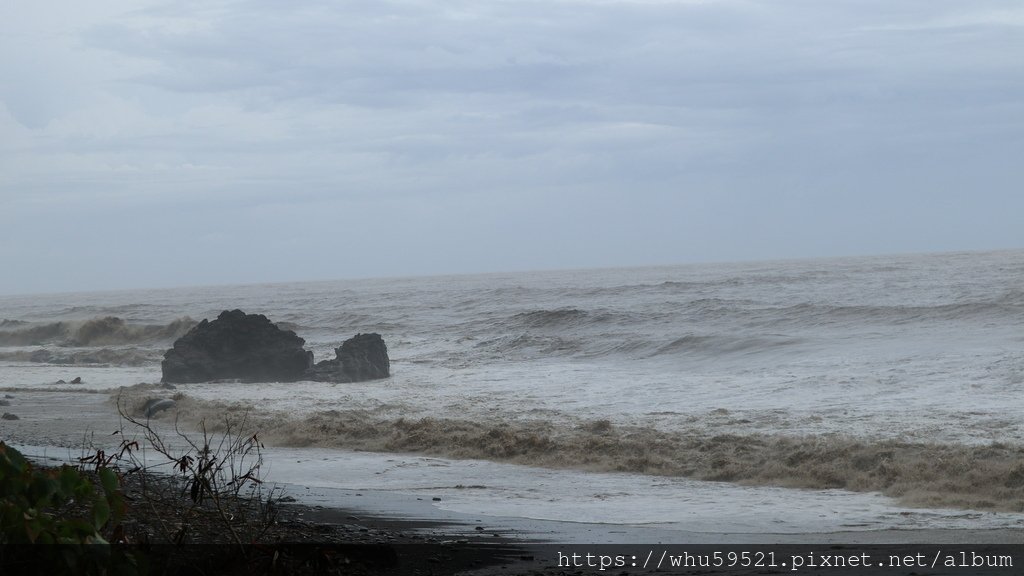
[3,388,1023,575]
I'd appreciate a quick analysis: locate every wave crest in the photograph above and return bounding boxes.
[164,396,1024,513]
[0,316,196,347]
[0,347,159,366]
[650,334,803,358]
[510,308,605,329]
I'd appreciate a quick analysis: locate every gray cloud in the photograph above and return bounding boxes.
[1,0,1022,294]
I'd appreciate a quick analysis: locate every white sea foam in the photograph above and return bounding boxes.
[2,250,1024,529]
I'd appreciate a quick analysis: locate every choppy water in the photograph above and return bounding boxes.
[2,250,1024,532]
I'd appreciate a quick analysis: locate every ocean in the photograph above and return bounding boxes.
[2,249,1024,536]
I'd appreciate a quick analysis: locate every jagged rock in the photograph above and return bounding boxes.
[161,310,390,384]
[305,333,390,382]
[161,309,313,383]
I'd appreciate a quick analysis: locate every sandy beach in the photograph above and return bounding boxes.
[4,386,1023,575]
[10,448,1024,575]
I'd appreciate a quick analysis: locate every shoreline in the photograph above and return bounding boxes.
[18,438,1024,547]
[10,448,1024,576]
[6,445,530,575]
[18,442,1024,549]
[5,382,1024,519]
[6,405,1024,569]
[20,435,1024,544]
[4,389,1024,575]
[7,459,1024,576]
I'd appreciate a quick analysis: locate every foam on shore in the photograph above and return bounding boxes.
[155,393,1024,513]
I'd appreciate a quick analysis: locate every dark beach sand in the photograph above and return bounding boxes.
[5,458,1022,576]
[3,390,1023,574]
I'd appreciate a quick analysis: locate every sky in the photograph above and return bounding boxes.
[1,0,1022,295]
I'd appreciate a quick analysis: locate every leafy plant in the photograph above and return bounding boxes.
[0,442,135,574]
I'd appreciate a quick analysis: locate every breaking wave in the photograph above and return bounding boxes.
[0,347,160,366]
[161,395,1024,513]
[459,330,803,363]
[649,334,803,358]
[753,296,1024,329]
[503,308,642,330]
[0,317,196,347]
[0,319,29,329]
[510,308,595,329]
[471,334,584,360]
[445,292,1024,364]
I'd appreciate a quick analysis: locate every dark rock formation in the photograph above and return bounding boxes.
[305,333,390,382]
[161,310,390,384]
[161,310,313,383]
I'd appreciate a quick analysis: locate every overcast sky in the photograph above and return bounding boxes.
[1,0,1022,295]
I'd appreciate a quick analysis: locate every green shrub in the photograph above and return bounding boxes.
[0,442,135,574]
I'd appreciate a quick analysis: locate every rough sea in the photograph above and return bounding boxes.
[2,250,1024,536]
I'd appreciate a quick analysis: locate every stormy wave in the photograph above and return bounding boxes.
[162,394,1024,513]
[0,316,196,347]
